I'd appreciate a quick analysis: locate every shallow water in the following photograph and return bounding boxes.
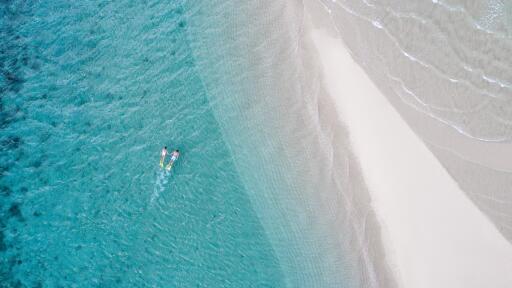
[0,1,286,286]
[320,0,512,141]
[185,1,363,287]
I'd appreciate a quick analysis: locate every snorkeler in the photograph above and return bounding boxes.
[160,146,168,168]
[165,149,180,171]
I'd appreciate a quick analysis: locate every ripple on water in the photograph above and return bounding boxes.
[322,0,512,141]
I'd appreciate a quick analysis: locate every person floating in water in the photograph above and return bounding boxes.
[166,149,180,171]
[160,146,168,168]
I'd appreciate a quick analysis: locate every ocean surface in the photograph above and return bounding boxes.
[0,0,359,287]
[0,1,288,286]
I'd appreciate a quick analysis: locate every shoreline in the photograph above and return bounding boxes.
[186,1,367,286]
[299,2,400,287]
[306,2,512,287]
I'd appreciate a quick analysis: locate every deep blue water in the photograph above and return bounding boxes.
[0,1,284,286]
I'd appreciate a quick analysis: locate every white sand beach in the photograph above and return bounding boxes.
[305,2,512,287]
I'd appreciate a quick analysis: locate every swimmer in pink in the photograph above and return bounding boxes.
[160,146,168,167]
[166,149,180,170]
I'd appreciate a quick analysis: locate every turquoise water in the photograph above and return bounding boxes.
[0,1,286,286]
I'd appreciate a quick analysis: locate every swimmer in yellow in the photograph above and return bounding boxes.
[160,146,168,168]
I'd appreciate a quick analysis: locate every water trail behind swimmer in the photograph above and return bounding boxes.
[150,169,169,205]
